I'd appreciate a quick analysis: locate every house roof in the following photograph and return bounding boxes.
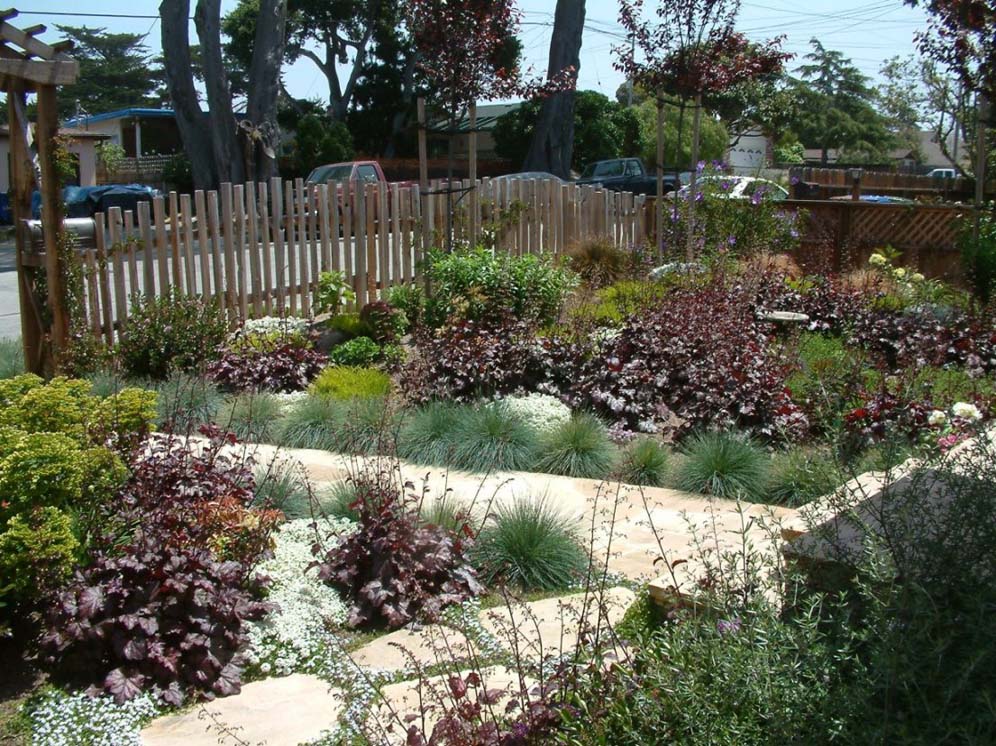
[64,107,177,127]
[429,102,523,133]
[0,126,109,140]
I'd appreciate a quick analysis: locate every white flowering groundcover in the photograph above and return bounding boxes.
[498,393,572,436]
[27,690,160,746]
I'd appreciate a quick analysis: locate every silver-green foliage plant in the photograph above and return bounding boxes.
[672,431,769,500]
[450,402,539,473]
[472,496,587,591]
[534,413,618,479]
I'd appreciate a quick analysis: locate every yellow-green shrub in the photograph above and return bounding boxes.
[0,377,95,440]
[0,507,79,608]
[0,372,43,405]
[311,366,392,400]
[88,387,158,450]
[0,431,86,519]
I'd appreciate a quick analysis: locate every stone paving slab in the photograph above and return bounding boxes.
[370,666,537,745]
[141,674,343,746]
[349,621,477,673]
[480,587,635,662]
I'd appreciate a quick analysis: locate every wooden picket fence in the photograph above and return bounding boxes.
[63,178,647,343]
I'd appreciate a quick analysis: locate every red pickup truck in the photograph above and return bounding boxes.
[305,160,415,191]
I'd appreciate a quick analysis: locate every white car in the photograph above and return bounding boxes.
[676,175,788,202]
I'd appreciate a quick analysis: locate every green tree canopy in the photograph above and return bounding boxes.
[633,99,729,168]
[493,91,641,173]
[789,39,894,164]
[55,25,161,119]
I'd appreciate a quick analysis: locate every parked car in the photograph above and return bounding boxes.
[30,184,157,220]
[926,168,956,179]
[490,171,564,185]
[575,158,679,195]
[676,175,788,202]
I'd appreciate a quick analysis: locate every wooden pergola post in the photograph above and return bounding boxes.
[0,9,79,374]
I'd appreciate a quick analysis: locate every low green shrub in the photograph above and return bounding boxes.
[88,388,158,451]
[387,283,424,330]
[786,332,867,433]
[0,377,95,440]
[450,403,539,473]
[217,393,284,443]
[0,337,23,379]
[672,432,769,500]
[619,437,670,487]
[0,507,79,609]
[329,336,381,367]
[116,290,228,380]
[959,208,996,305]
[276,395,344,451]
[0,432,86,519]
[909,366,996,410]
[534,413,617,479]
[765,447,840,506]
[397,401,463,466]
[472,497,587,591]
[327,312,373,339]
[311,366,392,400]
[420,246,577,328]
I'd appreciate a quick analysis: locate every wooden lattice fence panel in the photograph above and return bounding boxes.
[850,204,960,251]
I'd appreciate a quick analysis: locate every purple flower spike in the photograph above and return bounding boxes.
[717,617,741,635]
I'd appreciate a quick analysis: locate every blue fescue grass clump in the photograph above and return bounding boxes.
[397,401,463,466]
[218,392,284,443]
[276,394,345,450]
[672,431,769,500]
[618,437,670,487]
[450,402,539,473]
[0,338,24,379]
[534,412,618,479]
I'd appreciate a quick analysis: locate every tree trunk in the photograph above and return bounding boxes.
[522,0,585,178]
[196,0,245,184]
[685,93,702,262]
[160,0,216,189]
[245,0,288,182]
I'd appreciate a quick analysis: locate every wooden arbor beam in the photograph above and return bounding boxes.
[0,58,77,85]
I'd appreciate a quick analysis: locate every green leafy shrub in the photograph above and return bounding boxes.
[0,337,24,379]
[0,372,43,405]
[619,437,670,487]
[117,291,228,379]
[0,377,95,440]
[450,403,539,473]
[534,413,617,479]
[765,447,840,506]
[785,332,868,434]
[276,395,344,450]
[313,270,356,317]
[360,301,406,344]
[0,507,79,608]
[909,366,996,410]
[88,388,158,452]
[328,312,373,339]
[329,336,382,367]
[672,432,769,500]
[311,366,392,400]
[472,497,587,591]
[420,247,576,328]
[397,401,463,466]
[218,393,284,443]
[959,208,996,305]
[0,432,86,519]
[387,283,424,331]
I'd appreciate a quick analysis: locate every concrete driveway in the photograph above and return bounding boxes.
[0,243,21,341]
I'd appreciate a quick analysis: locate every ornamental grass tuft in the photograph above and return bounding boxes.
[153,373,223,432]
[397,401,463,466]
[534,412,617,479]
[765,447,840,507]
[619,437,670,487]
[450,402,539,473]
[276,395,345,451]
[218,392,284,443]
[0,337,24,379]
[672,431,769,500]
[472,496,588,591]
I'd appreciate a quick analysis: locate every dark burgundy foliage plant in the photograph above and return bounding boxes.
[207,343,327,393]
[314,476,480,630]
[40,541,271,706]
[843,392,933,448]
[360,300,405,345]
[39,427,277,705]
[571,281,807,439]
[401,318,549,404]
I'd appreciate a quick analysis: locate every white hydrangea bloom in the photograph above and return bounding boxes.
[868,253,888,267]
[29,690,159,746]
[911,272,925,283]
[246,517,355,675]
[952,401,983,422]
[499,392,572,436]
[927,410,947,427]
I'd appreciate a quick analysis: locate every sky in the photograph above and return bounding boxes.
[23,0,932,108]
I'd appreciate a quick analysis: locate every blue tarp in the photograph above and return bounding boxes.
[27,184,157,220]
